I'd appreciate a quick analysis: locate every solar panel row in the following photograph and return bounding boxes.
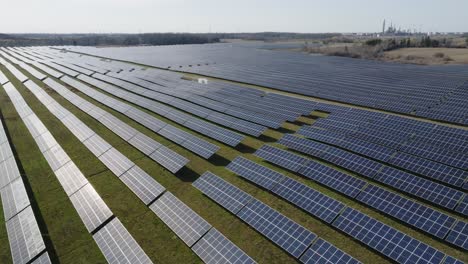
[0,111,50,264]
[193,172,360,263]
[253,144,468,249]
[7,58,258,263]
[295,128,467,188]
[94,72,268,137]
[44,77,188,173]
[264,141,464,212]
[110,71,287,129]
[64,74,219,158]
[149,191,256,262]
[226,157,345,224]
[2,80,153,262]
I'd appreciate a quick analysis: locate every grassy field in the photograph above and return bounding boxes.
[0,57,467,264]
[384,47,468,65]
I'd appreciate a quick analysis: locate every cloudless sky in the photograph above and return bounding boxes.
[1,0,467,33]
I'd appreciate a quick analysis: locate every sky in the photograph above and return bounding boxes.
[1,0,467,34]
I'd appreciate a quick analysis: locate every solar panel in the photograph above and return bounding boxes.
[1,177,30,221]
[149,192,211,247]
[0,141,13,163]
[60,115,95,142]
[6,206,46,264]
[299,161,366,198]
[373,166,463,210]
[0,70,8,84]
[98,148,135,177]
[443,256,465,264]
[0,156,22,189]
[22,115,48,138]
[82,134,112,157]
[340,137,395,162]
[300,238,361,264]
[5,63,28,82]
[272,177,345,224]
[455,196,468,216]
[387,152,466,188]
[254,145,310,173]
[120,166,165,205]
[320,147,383,179]
[192,228,256,264]
[237,199,316,258]
[277,134,330,158]
[356,185,456,239]
[127,132,162,155]
[31,252,52,264]
[226,156,286,190]
[34,132,57,153]
[445,221,468,250]
[332,207,445,264]
[93,218,153,264]
[192,171,253,214]
[42,145,71,172]
[69,184,113,233]
[149,146,189,174]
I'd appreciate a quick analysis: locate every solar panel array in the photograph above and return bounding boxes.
[43,77,188,173]
[333,208,446,264]
[64,44,468,125]
[252,145,468,250]
[193,171,360,263]
[226,157,345,224]
[271,137,465,212]
[93,218,153,264]
[2,80,153,262]
[63,75,220,158]
[92,72,267,138]
[2,46,467,263]
[0,115,50,264]
[1,49,259,264]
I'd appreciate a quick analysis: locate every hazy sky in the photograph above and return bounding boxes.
[1,0,467,33]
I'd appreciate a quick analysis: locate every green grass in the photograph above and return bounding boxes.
[0,57,467,264]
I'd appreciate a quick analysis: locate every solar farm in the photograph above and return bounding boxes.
[0,44,467,264]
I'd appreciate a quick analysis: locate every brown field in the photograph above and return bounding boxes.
[384,47,468,65]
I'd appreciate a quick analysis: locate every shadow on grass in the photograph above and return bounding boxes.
[174,166,200,183]
[258,134,278,143]
[0,114,60,263]
[208,153,231,166]
[234,143,257,154]
[276,127,295,134]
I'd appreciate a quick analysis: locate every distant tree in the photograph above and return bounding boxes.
[406,38,411,47]
[365,39,382,46]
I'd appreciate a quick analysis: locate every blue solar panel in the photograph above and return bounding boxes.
[443,256,465,264]
[237,199,317,258]
[320,147,383,179]
[272,177,345,223]
[332,207,446,264]
[300,238,361,264]
[445,221,468,250]
[455,196,468,216]
[254,145,310,173]
[340,137,395,162]
[192,228,256,264]
[299,161,366,198]
[226,157,286,190]
[387,152,466,188]
[277,134,330,158]
[192,172,253,214]
[297,127,346,145]
[373,166,463,210]
[356,185,456,239]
